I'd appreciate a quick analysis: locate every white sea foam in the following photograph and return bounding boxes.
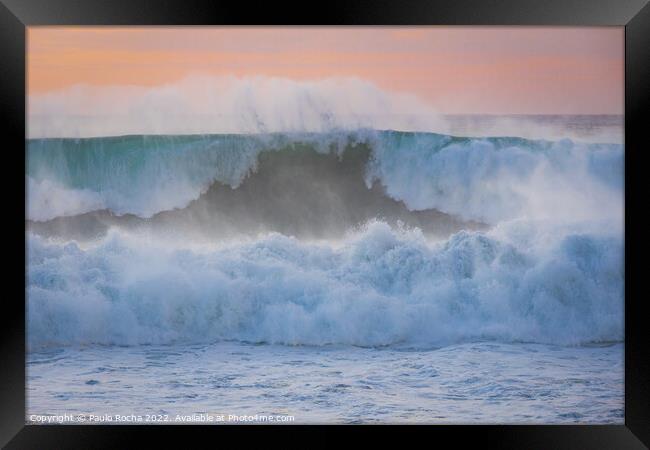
[27,177,105,221]
[27,219,623,349]
[366,134,623,223]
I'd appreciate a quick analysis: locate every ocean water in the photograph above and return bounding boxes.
[27,342,623,424]
[26,118,624,424]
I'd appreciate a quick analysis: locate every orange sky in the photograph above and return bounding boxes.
[27,27,624,115]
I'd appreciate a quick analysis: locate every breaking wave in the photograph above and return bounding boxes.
[26,128,624,349]
[27,130,623,224]
[27,220,623,349]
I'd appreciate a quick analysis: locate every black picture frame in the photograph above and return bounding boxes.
[2,0,648,447]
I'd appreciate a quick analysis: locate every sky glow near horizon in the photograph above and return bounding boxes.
[27,27,624,137]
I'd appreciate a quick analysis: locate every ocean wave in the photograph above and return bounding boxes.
[27,130,623,224]
[27,220,623,349]
[367,133,623,223]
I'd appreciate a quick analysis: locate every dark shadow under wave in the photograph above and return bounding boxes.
[27,144,486,241]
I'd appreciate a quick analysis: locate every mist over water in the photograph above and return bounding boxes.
[444,114,624,144]
[29,75,621,143]
[28,76,448,139]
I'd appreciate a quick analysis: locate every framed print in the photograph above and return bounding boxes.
[1,0,648,447]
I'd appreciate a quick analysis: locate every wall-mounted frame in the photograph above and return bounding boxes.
[1,0,648,447]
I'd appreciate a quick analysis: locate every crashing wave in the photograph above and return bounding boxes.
[27,130,623,224]
[27,220,623,349]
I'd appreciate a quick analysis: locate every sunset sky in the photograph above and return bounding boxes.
[28,27,623,115]
[26,27,624,138]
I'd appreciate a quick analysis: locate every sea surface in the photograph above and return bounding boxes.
[27,342,623,424]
